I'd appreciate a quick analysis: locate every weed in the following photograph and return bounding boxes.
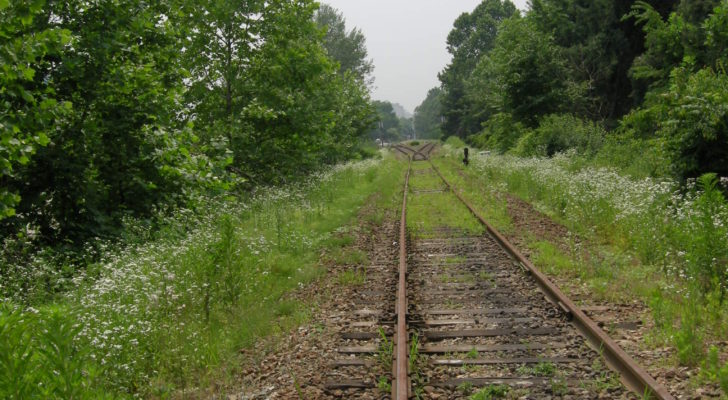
[377,328,394,368]
[337,268,367,286]
[550,377,568,395]
[517,362,556,377]
[675,303,704,366]
[329,248,369,266]
[274,300,298,317]
[478,270,493,281]
[703,346,728,393]
[457,381,474,395]
[377,376,391,392]
[466,347,479,359]
[0,156,407,397]
[289,368,305,399]
[325,234,355,249]
[470,384,510,399]
[409,332,421,375]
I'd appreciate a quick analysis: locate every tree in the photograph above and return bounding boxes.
[370,101,402,141]
[180,0,374,185]
[315,4,373,83]
[0,0,70,220]
[180,0,264,148]
[414,87,444,140]
[0,0,375,245]
[1,0,201,243]
[628,0,722,95]
[467,17,576,128]
[439,0,519,138]
[660,67,728,179]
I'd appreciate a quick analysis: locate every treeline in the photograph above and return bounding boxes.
[0,1,374,247]
[368,100,414,142]
[428,0,728,180]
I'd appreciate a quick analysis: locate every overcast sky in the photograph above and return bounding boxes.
[322,0,529,113]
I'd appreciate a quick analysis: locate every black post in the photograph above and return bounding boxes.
[463,147,469,166]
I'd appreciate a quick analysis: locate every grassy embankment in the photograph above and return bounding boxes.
[0,154,407,399]
[435,137,728,394]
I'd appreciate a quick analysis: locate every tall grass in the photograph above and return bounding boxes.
[0,155,405,398]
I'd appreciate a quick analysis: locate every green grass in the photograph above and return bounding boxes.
[337,268,367,286]
[406,163,484,238]
[470,384,510,399]
[377,376,391,393]
[0,155,409,398]
[516,362,556,377]
[444,136,467,148]
[432,157,513,233]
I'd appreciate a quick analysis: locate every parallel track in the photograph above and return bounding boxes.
[325,143,673,399]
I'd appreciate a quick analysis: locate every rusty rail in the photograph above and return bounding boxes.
[428,160,675,400]
[394,156,412,399]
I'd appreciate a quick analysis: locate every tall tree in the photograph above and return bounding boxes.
[414,88,444,140]
[3,0,198,243]
[628,0,721,95]
[315,4,373,83]
[369,101,402,141]
[0,0,70,220]
[439,0,518,138]
[180,0,374,184]
[467,17,575,127]
[180,0,263,148]
[528,0,680,122]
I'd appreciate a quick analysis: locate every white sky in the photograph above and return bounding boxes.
[322,0,530,113]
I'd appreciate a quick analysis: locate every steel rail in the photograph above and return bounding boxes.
[394,156,412,399]
[428,160,675,400]
[392,144,413,157]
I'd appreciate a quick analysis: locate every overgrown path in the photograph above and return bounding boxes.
[239,144,677,399]
[320,144,672,399]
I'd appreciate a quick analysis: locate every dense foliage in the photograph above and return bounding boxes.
[1,1,383,396]
[432,0,728,182]
[0,0,374,248]
[414,87,443,140]
[315,4,374,83]
[368,100,414,142]
[438,0,518,137]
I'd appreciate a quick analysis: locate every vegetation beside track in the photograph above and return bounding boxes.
[435,142,728,395]
[0,155,408,398]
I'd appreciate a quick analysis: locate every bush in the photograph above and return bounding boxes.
[513,114,605,157]
[444,136,467,149]
[591,135,671,179]
[470,113,527,152]
[661,68,728,179]
[620,67,728,180]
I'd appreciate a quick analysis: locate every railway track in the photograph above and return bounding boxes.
[324,143,673,399]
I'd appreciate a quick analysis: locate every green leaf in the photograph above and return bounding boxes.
[21,67,36,81]
[0,0,9,11]
[36,132,50,146]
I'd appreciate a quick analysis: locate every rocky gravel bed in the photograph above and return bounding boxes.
[406,227,636,399]
[235,197,400,399]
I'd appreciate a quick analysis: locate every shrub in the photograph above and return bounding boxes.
[470,113,527,152]
[591,135,671,179]
[444,136,467,149]
[513,114,605,157]
[661,68,728,179]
